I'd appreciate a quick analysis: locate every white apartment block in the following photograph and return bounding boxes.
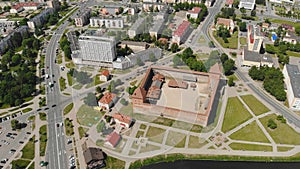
[283,64,300,111]
[79,35,116,63]
[239,0,255,10]
[89,17,124,28]
[74,9,91,27]
[270,0,295,4]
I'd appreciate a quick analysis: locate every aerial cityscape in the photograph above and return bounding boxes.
[1,0,300,168]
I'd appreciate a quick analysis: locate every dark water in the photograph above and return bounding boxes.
[141,160,300,169]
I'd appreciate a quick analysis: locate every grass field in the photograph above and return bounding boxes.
[269,18,300,28]
[105,156,125,169]
[277,146,293,152]
[260,114,300,145]
[214,31,238,49]
[140,144,160,153]
[241,95,270,115]
[146,126,166,144]
[188,136,207,148]
[229,142,272,151]
[136,130,145,138]
[240,37,247,46]
[39,125,47,156]
[77,105,103,127]
[287,51,300,58]
[78,126,88,139]
[229,121,270,143]
[22,136,35,160]
[165,131,186,148]
[222,97,252,133]
[11,159,31,169]
[63,103,74,115]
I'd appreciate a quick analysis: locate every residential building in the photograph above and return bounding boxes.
[282,24,295,32]
[112,113,132,128]
[149,19,165,39]
[161,0,176,3]
[10,2,41,13]
[262,23,270,31]
[205,0,215,7]
[241,48,273,67]
[239,0,255,10]
[47,0,60,10]
[100,5,122,15]
[225,0,234,7]
[143,0,157,2]
[105,132,121,148]
[172,20,192,45]
[247,24,264,52]
[27,8,55,29]
[100,70,110,82]
[89,17,124,28]
[216,18,235,34]
[0,26,29,54]
[0,19,16,35]
[186,7,201,19]
[283,64,300,110]
[283,31,300,44]
[113,48,162,69]
[83,148,106,169]
[153,5,169,21]
[120,41,147,53]
[128,17,146,38]
[98,92,117,110]
[78,33,116,63]
[143,2,165,12]
[74,8,91,27]
[270,0,295,4]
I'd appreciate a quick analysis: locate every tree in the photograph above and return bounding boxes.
[240,7,246,14]
[256,0,266,5]
[239,22,247,32]
[228,76,235,87]
[223,59,235,75]
[170,43,179,53]
[96,86,102,93]
[267,119,277,129]
[11,119,22,130]
[84,93,98,106]
[220,53,229,64]
[108,80,116,93]
[295,26,300,36]
[11,54,21,66]
[251,10,256,17]
[173,54,184,67]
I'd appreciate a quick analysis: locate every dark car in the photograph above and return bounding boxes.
[19,141,24,144]
[26,132,31,135]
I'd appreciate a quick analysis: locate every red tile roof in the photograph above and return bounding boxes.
[106,132,121,147]
[216,18,233,27]
[13,2,39,10]
[226,0,234,5]
[173,21,191,37]
[99,92,116,104]
[112,113,132,125]
[187,7,201,14]
[132,87,147,100]
[102,70,110,76]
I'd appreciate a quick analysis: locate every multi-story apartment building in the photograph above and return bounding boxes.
[10,2,41,13]
[0,19,16,35]
[283,64,300,111]
[172,20,192,45]
[27,8,55,29]
[74,9,91,27]
[0,26,29,54]
[239,0,255,10]
[78,33,116,63]
[128,17,147,38]
[247,24,264,53]
[149,19,165,39]
[89,17,124,28]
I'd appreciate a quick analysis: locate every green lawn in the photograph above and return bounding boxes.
[229,142,273,151]
[140,124,147,130]
[28,162,34,169]
[96,121,105,133]
[39,112,47,121]
[59,76,67,91]
[73,83,83,90]
[77,105,103,127]
[136,130,145,138]
[287,51,300,58]
[240,37,247,46]
[67,73,74,86]
[146,126,166,144]
[222,97,252,132]
[28,115,36,130]
[229,121,270,143]
[260,114,300,145]
[241,95,270,115]
[214,31,238,49]
[39,125,47,156]
[21,136,35,160]
[64,118,74,136]
[63,103,74,115]
[105,156,125,169]
[165,131,186,148]
[78,126,88,139]
[11,159,31,169]
[269,18,300,28]
[23,107,32,113]
[188,136,207,148]
[277,146,293,152]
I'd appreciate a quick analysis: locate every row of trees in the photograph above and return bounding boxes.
[249,66,286,101]
[220,53,235,76]
[59,34,72,60]
[173,48,206,72]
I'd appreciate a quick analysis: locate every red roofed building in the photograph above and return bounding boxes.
[186,7,202,19]
[112,113,132,128]
[282,24,295,32]
[172,20,192,45]
[98,92,117,110]
[225,0,234,7]
[216,18,235,34]
[100,70,110,82]
[105,132,121,148]
[10,2,41,13]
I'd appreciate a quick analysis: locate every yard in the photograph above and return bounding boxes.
[229,142,273,151]
[240,95,270,115]
[146,126,166,144]
[260,114,300,145]
[222,97,252,133]
[229,121,270,143]
[188,135,207,148]
[77,104,103,127]
[21,136,35,160]
[165,131,186,148]
[213,31,238,49]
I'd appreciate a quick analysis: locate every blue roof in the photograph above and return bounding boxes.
[272,34,277,41]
